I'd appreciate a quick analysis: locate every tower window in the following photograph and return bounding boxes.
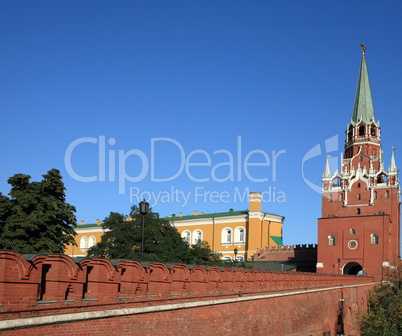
[377,174,388,183]
[357,194,361,200]
[328,235,335,246]
[371,125,376,136]
[350,228,355,235]
[339,193,343,202]
[329,194,333,202]
[332,178,341,187]
[385,190,389,199]
[373,191,377,200]
[359,125,365,136]
[357,208,361,215]
[371,234,378,245]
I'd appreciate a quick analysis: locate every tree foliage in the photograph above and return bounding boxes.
[358,267,402,335]
[88,205,221,264]
[0,169,77,253]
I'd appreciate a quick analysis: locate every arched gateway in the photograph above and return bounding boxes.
[343,262,363,275]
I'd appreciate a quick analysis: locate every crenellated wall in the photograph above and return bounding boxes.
[0,251,374,336]
[249,244,317,271]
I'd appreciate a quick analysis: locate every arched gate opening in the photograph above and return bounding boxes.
[342,262,363,275]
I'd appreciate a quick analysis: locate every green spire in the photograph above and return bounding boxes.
[351,45,375,125]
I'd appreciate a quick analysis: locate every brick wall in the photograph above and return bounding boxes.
[0,251,374,336]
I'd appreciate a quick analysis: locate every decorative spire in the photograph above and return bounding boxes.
[389,148,398,172]
[351,44,375,125]
[323,156,331,178]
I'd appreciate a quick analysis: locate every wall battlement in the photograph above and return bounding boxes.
[264,244,317,252]
[0,250,373,335]
[249,244,318,264]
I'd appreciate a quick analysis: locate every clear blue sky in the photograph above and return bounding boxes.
[1,1,402,245]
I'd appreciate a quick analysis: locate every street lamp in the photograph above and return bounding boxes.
[139,199,150,261]
[234,248,238,263]
[337,258,341,275]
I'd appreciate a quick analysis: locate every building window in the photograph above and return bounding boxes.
[356,208,361,215]
[348,240,358,250]
[350,228,355,235]
[332,178,341,187]
[182,230,191,244]
[378,174,388,183]
[236,255,245,262]
[193,230,202,244]
[339,193,343,202]
[80,236,88,250]
[328,235,335,246]
[385,190,389,199]
[373,191,377,200]
[234,227,246,244]
[371,234,378,245]
[357,194,361,200]
[88,236,96,248]
[329,194,332,202]
[222,228,232,244]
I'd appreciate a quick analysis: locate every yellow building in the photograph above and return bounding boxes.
[65,192,284,261]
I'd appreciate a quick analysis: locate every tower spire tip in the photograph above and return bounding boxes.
[360,43,366,55]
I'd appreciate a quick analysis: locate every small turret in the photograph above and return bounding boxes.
[389,149,398,173]
[323,157,331,178]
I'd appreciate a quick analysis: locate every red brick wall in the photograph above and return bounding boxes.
[250,244,317,262]
[0,251,374,336]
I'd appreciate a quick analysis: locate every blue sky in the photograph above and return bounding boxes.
[1,1,402,245]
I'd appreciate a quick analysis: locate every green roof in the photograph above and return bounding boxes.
[76,223,101,229]
[167,210,249,221]
[351,52,375,125]
[166,209,283,221]
[270,236,283,245]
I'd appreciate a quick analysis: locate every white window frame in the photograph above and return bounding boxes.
[234,227,246,244]
[88,236,96,248]
[371,233,378,245]
[80,236,88,250]
[192,230,203,245]
[221,228,232,244]
[181,230,191,244]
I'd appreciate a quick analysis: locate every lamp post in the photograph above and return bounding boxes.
[234,248,238,263]
[337,258,341,275]
[139,199,150,261]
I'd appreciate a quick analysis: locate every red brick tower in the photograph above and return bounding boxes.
[317,46,400,279]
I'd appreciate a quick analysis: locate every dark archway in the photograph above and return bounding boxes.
[343,262,363,275]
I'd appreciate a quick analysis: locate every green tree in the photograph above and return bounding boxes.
[88,205,221,264]
[358,268,402,335]
[0,169,77,253]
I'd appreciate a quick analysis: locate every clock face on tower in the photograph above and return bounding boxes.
[348,240,358,250]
